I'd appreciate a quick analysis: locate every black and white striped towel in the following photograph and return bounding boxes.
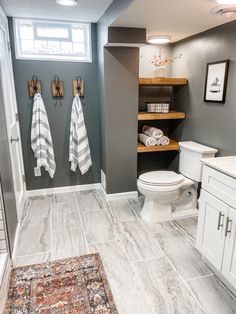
[31,93,56,178]
[69,94,92,174]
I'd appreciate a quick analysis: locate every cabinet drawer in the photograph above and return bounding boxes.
[202,165,236,208]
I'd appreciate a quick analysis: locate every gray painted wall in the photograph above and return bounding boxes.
[104,47,139,193]
[9,20,101,190]
[171,20,236,157]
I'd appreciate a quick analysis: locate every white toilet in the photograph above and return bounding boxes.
[137,141,218,223]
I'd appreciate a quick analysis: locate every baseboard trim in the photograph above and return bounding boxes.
[24,183,101,198]
[12,222,20,261]
[100,184,138,201]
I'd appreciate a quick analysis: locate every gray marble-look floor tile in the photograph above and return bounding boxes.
[52,203,81,231]
[188,275,236,314]
[75,190,106,212]
[13,252,51,267]
[81,210,114,243]
[174,216,198,241]
[89,241,154,314]
[21,196,51,227]
[107,199,137,223]
[149,220,178,234]
[127,196,144,216]
[118,219,163,262]
[155,230,212,280]
[52,228,88,260]
[16,220,51,256]
[51,192,76,205]
[134,256,204,314]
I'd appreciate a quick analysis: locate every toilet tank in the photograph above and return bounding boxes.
[179,141,218,182]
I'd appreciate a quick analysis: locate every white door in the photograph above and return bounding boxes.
[0,8,25,220]
[196,189,228,271]
[222,207,236,289]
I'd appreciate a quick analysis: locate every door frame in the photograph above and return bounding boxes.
[0,7,26,220]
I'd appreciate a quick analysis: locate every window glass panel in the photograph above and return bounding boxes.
[37,27,69,39]
[14,18,92,62]
[48,41,60,54]
[72,28,84,42]
[20,24,34,40]
[61,42,72,55]
[35,40,48,54]
[21,40,34,53]
[73,43,85,55]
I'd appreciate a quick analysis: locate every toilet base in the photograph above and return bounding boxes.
[140,197,172,222]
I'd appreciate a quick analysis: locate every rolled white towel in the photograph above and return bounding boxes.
[142,125,163,139]
[138,134,158,147]
[157,135,170,146]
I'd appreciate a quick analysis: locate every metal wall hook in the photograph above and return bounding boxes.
[52,75,64,106]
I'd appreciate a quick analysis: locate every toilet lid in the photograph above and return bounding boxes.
[139,171,183,186]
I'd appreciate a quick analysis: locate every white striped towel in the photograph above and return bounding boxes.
[138,134,157,147]
[142,125,163,139]
[69,94,92,174]
[31,93,56,178]
[157,135,170,146]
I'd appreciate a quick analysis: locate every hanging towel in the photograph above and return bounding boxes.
[157,135,170,146]
[31,93,56,178]
[69,94,92,174]
[142,125,163,139]
[138,134,158,147]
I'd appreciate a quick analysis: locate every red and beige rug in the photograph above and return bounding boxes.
[5,253,118,313]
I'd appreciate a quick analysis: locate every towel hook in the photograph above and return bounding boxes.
[76,76,82,94]
[52,74,64,106]
[32,75,38,94]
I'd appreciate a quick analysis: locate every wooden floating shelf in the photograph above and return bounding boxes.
[138,111,185,121]
[137,140,180,153]
[139,77,188,86]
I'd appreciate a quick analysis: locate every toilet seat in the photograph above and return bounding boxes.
[139,171,183,186]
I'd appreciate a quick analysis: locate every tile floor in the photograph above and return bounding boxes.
[13,189,236,314]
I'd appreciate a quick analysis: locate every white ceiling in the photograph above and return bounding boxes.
[0,0,113,22]
[112,0,236,42]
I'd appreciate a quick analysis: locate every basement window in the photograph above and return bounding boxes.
[13,18,92,62]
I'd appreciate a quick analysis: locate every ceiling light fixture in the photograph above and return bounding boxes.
[216,0,236,4]
[212,4,236,17]
[147,35,171,44]
[56,0,78,6]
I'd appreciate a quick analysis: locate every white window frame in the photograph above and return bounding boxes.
[13,18,92,63]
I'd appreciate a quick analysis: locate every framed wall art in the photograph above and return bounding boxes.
[204,59,229,103]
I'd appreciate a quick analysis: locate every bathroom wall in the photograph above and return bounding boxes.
[139,44,172,78]
[8,19,101,190]
[171,20,236,157]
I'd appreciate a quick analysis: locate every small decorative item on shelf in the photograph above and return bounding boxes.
[146,102,170,113]
[150,48,182,78]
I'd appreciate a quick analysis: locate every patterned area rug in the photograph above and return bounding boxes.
[5,253,118,313]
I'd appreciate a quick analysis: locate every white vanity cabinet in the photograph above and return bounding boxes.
[197,158,236,290]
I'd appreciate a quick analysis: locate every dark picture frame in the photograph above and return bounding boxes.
[204,59,229,103]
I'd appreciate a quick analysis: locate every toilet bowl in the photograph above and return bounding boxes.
[138,141,218,223]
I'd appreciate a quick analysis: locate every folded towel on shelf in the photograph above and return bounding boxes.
[138,133,158,147]
[157,135,170,146]
[69,94,92,175]
[142,125,163,139]
[31,93,56,178]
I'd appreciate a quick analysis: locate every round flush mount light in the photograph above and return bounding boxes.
[147,35,171,44]
[56,0,78,6]
[212,4,236,17]
[216,0,236,4]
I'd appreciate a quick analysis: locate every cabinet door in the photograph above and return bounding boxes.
[222,207,236,289]
[196,189,228,271]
